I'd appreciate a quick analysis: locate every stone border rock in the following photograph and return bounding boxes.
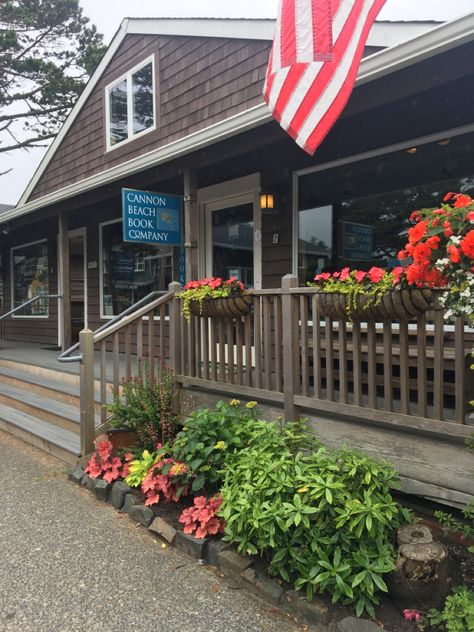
[69,467,384,632]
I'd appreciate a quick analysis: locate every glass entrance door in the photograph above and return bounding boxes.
[205,193,260,288]
[210,202,254,286]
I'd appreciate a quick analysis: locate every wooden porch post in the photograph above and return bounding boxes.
[183,168,198,282]
[58,211,71,351]
[79,328,95,458]
[168,281,182,415]
[282,274,300,421]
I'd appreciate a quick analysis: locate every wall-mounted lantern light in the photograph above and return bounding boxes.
[260,192,275,211]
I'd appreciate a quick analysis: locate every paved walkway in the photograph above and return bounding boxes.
[0,430,302,632]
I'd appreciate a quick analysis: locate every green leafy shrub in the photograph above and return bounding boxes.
[171,399,259,493]
[108,365,177,449]
[219,419,410,618]
[427,587,474,632]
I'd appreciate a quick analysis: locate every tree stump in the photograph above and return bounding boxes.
[397,524,433,548]
[387,541,450,610]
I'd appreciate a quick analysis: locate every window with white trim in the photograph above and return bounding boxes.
[11,240,49,317]
[106,56,155,149]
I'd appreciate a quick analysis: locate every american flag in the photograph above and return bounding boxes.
[264,0,387,155]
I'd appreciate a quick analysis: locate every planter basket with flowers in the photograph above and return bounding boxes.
[398,191,474,323]
[310,266,436,321]
[178,276,252,320]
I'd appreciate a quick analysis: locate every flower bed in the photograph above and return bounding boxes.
[75,394,473,631]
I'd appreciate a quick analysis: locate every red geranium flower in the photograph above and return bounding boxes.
[367,267,385,283]
[453,193,473,208]
[460,230,474,259]
[408,220,427,244]
[412,242,432,264]
[447,244,461,263]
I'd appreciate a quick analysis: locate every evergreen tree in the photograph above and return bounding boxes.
[0,0,105,171]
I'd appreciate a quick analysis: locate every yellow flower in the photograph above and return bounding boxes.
[214,441,227,450]
[245,401,257,409]
[229,399,240,407]
[297,486,309,493]
[169,462,187,476]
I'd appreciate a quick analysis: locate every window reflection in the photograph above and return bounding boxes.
[101,222,172,316]
[298,133,474,276]
[212,204,254,286]
[107,60,154,147]
[298,205,333,283]
[133,64,154,134]
[12,242,49,316]
[109,79,128,146]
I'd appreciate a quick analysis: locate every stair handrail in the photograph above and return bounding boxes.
[0,294,62,321]
[57,290,173,363]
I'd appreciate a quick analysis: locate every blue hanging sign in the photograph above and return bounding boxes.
[122,188,182,245]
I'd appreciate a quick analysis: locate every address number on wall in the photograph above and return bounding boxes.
[87,260,98,269]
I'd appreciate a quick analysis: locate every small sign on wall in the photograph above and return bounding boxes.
[340,221,373,261]
[122,188,182,245]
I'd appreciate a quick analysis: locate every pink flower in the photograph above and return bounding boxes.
[315,272,331,281]
[368,266,385,283]
[208,277,222,289]
[391,266,403,284]
[354,270,367,283]
[403,609,421,622]
[339,267,350,281]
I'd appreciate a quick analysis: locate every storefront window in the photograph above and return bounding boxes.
[101,221,172,316]
[298,132,474,282]
[11,241,49,316]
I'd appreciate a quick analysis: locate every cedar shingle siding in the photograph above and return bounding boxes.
[29,35,271,201]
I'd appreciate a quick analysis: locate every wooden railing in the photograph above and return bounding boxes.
[78,276,473,457]
[78,283,180,456]
[175,275,472,431]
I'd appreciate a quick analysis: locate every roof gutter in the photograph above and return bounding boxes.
[5,11,474,224]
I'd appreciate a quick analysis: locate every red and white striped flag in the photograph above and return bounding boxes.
[264,0,387,155]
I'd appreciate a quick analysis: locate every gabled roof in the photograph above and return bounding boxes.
[0,203,14,216]
[6,12,474,223]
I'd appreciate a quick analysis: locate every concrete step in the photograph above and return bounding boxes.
[0,403,80,465]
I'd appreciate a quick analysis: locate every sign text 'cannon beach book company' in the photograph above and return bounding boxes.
[122,188,182,245]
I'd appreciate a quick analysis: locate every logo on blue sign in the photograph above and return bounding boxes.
[122,188,182,245]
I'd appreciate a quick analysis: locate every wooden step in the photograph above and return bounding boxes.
[0,357,81,387]
[0,403,80,465]
[0,365,113,412]
[0,382,81,433]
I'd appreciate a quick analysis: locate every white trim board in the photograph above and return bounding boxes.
[11,12,474,217]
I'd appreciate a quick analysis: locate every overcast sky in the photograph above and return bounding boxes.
[1,0,473,205]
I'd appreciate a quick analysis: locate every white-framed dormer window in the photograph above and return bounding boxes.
[105,55,156,151]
